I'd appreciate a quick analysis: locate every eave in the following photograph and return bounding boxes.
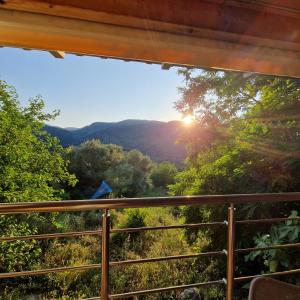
[0,0,300,77]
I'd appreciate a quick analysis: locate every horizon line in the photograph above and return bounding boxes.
[47,118,182,129]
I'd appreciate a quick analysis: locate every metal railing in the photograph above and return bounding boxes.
[1,193,300,299]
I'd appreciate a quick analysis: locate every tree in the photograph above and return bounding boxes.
[67,139,124,198]
[170,69,300,296]
[104,162,135,197]
[67,141,154,198]
[150,161,177,189]
[0,80,76,296]
[125,150,153,196]
[0,81,76,203]
[172,70,300,197]
[105,150,154,197]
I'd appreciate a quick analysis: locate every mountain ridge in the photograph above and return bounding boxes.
[45,119,187,163]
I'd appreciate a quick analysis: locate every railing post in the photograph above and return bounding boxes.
[101,208,110,300]
[226,203,236,300]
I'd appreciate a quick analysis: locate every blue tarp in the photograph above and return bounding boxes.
[91,180,112,199]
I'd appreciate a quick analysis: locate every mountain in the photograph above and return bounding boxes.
[44,120,187,163]
[64,127,78,131]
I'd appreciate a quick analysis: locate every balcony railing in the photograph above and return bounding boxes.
[1,193,300,299]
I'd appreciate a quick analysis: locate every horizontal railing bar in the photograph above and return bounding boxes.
[4,217,300,243]
[235,268,300,282]
[0,264,101,279]
[236,217,300,225]
[3,216,299,243]
[111,222,226,233]
[1,192,300,214]
[0,222,225,242]
[110,250,226,266]
[0,252,225,279]
[3,217,300,242]
[0,230,102,242]
[109,279,225,299]
[235,242,300,254]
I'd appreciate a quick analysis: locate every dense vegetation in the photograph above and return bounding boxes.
[170,69,300,298]
[1,68,300,299]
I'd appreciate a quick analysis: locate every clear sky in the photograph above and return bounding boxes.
[0,47,183,128]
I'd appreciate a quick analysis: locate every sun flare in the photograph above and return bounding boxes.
[182,115,194,125]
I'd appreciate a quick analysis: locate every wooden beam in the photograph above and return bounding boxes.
[2,0,300,47]
[0,5,299,77]
[49,50,65,58]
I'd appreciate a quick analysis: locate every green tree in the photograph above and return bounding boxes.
[170,70,300,296]
[125,149,153,196]
[68,141,154,198]
[104,162,135,197]
[0,81,76,203]
[105,150,154,197]
[0,80,76,296]
[150,161,178,189]
[171,70,300,197]
[67,139,124,198]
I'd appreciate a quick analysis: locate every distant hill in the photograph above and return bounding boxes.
[44,120,187,163]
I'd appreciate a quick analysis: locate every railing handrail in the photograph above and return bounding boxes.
[2,193,300,299]
[1,192,300,214]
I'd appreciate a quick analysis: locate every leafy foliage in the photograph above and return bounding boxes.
[0,80,76,296]
[67,141,154,198]
[170,69,300,295]
[246,211,300,273]
[171,69,300,196]
[150,161,178,189]
[0,81,76,203]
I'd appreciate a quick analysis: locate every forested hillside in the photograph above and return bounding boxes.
[45,119,186,164]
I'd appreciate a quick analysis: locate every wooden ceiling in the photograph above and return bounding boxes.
[1,0,300,77]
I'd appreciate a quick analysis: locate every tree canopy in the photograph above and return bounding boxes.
[0,80,76,286]
[170,70,300,296]
[0,80,76,203]
[67,140,156,198]
[171,70,300,196]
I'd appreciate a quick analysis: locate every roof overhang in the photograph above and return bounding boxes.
[0,0,300,77]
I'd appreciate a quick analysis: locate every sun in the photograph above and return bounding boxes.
[182,115,194,125]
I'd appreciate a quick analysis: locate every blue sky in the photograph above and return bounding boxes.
[0,47,183,128]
